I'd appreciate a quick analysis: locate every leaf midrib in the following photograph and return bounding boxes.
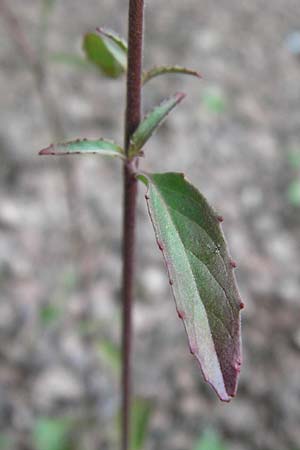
[167,205,236,319]
[157,188,236,309]
[157,183,223,246]
[151,183,229,349]
[152,183,235,339]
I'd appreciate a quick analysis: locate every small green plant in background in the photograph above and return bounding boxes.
[38,1,243,450]
[0,434,12,450]
[201,88,227,114]
[98,338,153,450]
[192,429,228,450]
[32,418,73,450]
[287,148,300,207]
[39,268,77,326]
[287,179,300,206]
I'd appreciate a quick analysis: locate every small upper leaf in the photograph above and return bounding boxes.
[39,138,125,159]
[96,27,128,53]
[140,172,243,401]
[83,31,127,78]
[129,93,185,158]
[142,65,202,85]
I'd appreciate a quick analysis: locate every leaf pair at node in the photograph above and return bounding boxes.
[83,27,201,84]
[39,92,186,160]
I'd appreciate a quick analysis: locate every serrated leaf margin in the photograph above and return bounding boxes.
[39,138,125,159]
[138,172,243,401]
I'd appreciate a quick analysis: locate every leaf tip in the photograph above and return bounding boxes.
[220,393,232,402]
[175,91,186,103]
[39,144,55,155]
[95,26,108,39]
[216,214,224,223]
[239,301,245,310]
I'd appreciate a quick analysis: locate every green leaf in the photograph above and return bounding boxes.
[96,27,128,53]
[129,93,186,158]
[193,430,228,450]
[287,180,300,206]
[39,138,125,159]
[139,172,242,401]
[32,418,72,450]
[143,65,201,85]
[83,31,127,78]
[131,398,153,450]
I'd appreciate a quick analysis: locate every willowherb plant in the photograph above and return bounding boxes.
[39,1,243,449]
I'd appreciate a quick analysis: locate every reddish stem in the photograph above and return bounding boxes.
[121,1,144,450]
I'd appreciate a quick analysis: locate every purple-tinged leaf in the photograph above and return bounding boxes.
[39,138,125,159]
[139,172,243,401]
[129,93,185,158]
[142,65,202,85]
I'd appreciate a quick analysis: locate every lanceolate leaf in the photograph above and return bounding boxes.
[129,93,185,158]
[142,65,202,85]
[139,172,243,401]
[96,27,128,53]
[83,32,127,78]
[39,138,125,159]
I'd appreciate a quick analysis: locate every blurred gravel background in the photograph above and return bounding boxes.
[0,1,300,449]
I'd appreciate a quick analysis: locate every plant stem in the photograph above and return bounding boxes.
[121,2,144,450]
